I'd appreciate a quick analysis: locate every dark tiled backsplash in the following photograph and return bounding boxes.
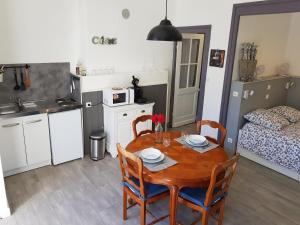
[0,62,71,104]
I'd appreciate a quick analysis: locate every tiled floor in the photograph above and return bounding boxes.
[0,123,299,225]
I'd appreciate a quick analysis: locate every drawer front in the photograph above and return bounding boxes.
[117,110,136,121]
[137,107,152,117]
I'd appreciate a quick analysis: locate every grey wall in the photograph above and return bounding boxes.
[82,91,103,154]
[287,77,300,110]
[225,77,291,154]
[0,63,71,104]
[79,84,168,154]
[141,84,167,117]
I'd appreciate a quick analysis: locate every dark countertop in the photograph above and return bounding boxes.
[0,100,82,120]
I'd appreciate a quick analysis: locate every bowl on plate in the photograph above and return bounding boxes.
[140,148,165,164]
[186,135,207,145]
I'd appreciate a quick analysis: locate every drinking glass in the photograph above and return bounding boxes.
[181,131,188,148]
[163,133,171,147]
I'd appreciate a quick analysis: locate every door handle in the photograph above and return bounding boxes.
[2,123,20,128]
[26,119,42,124]
[123,113,128,117]
[141,110,145,113]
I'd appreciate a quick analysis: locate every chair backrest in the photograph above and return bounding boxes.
[132,115,154,138]
[204,154,240,208]
[117,143,146,197]
[196,120,227,147]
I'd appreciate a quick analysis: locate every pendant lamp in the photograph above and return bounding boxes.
[147,0,182,42]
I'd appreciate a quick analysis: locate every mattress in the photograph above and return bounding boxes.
[238,122,300,173]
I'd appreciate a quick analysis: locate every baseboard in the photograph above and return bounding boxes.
[0,206,11,218]
[4,160,51,177]
[237,146,299,182]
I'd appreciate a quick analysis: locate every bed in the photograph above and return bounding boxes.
[237,107,300,181]
[239,121,300,171]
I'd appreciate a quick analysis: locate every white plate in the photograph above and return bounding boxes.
[142,153,165,164]
[140,148,162,160]
[187,135,207,144]
[185,138,209,147]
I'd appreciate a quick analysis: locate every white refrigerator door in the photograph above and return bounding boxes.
[48,109,83,165]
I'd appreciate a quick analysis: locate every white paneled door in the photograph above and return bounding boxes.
[172,33,205,127]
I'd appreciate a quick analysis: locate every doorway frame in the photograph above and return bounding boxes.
[169,25,211,127]
[219,0,300,126]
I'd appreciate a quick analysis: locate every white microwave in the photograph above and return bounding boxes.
[103,88,134,107]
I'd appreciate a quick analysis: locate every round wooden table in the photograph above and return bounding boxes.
[126,131,228,225]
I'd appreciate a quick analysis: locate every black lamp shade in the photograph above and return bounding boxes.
[147,19,182,42]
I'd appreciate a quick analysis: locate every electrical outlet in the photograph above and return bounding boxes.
[227,138,233,144]
[267,84,272,90]
[265,94,270,100]
[233,91,239,97]
[85,102,92,108]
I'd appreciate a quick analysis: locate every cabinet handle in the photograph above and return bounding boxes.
[26,119,42,124]
[2,123,20,128]
[123,113,128,117]
[141,110,145,113]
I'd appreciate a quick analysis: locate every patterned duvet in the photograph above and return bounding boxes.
[238,122,300,173]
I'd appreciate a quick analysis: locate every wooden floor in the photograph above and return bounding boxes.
[0,153,299,225]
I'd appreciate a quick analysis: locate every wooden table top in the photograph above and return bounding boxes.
[126,131,229,188]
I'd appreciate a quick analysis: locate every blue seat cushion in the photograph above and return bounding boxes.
[123,177,168,200]
[179,187,226,210]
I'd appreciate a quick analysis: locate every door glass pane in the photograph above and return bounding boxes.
[181,39,191,64]
[179,65,188,89]
[190,39,200,63]
[188,65,197,87]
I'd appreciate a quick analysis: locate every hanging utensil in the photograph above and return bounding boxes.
[24,64,31,88]
[14,68,20,90]
[20,68,26,91]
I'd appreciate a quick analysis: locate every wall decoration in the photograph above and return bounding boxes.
[238,42,258,82]
[122,9,130,19]
[209,49,225,68]
[92,36,117,45]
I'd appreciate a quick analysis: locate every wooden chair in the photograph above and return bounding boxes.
[178,154,240,225]
[117,144,169,225]
[196,120,227,147]
[132,115,154,138]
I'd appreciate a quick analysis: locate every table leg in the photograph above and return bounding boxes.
[169,186,179,225]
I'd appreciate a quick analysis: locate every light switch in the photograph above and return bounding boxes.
[250,90,255,96]
[227,138,233,144]
[265,94,270,100]
[267,84,272,90]
[233,91,239,97]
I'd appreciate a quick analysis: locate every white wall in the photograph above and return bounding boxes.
[232,14,292,80]
[0,157,10,218]
[0,0,174,75]
[80,0,174,73]
[285,13,300,77]
[173,0,261,136]
[0,0,80,71]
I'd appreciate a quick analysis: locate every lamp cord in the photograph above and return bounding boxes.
[165,0,168,19]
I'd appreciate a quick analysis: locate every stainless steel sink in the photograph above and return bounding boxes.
[0,103,21,115]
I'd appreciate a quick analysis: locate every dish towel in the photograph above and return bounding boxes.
[175,137,219,153]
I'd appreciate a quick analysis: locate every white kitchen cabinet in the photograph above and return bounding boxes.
[103,103,154,158]
[0,117,27,173]
[23,114,51,165]
[0,113,51,177]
